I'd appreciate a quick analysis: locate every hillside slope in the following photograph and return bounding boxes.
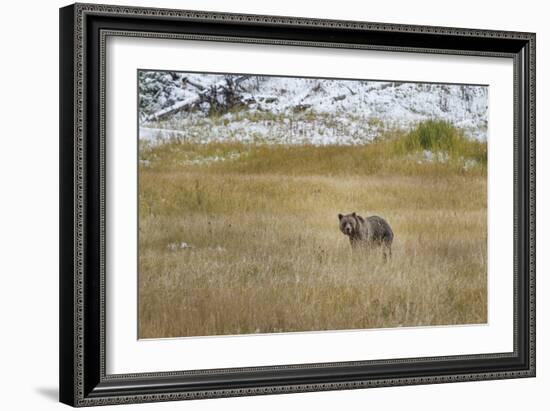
[139,73,488,145]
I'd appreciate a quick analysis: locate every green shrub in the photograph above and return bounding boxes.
[397,120,461,152]
[390,120,487,166]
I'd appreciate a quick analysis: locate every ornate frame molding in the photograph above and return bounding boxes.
[60,3,535,407]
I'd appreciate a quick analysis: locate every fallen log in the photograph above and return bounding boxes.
[142,75,250,123]
[142,95,199,123]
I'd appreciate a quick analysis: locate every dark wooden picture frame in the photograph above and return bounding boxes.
[60,3,535,407]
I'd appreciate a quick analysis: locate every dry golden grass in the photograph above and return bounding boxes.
[138,134,487,338]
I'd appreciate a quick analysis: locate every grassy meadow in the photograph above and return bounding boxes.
[138,121,488,338]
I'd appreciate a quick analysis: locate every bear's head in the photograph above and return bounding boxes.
[338,212,363,236]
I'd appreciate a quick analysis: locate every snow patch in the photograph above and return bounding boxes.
[140,75,488,146]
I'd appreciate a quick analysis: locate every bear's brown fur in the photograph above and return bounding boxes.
[338,212,393,260]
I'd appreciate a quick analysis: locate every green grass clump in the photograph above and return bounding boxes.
[389,120,487,166]
[406,120,462,152]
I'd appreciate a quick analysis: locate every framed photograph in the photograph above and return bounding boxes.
[59,3,536,407]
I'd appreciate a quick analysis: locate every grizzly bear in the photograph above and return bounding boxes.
[338,212,393,260]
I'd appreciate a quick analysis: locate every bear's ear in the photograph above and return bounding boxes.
[338,213,343,221]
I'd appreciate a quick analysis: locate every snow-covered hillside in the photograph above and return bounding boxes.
[139,72,488,145]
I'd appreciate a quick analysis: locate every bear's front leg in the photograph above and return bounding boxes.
[349,237,361,250]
